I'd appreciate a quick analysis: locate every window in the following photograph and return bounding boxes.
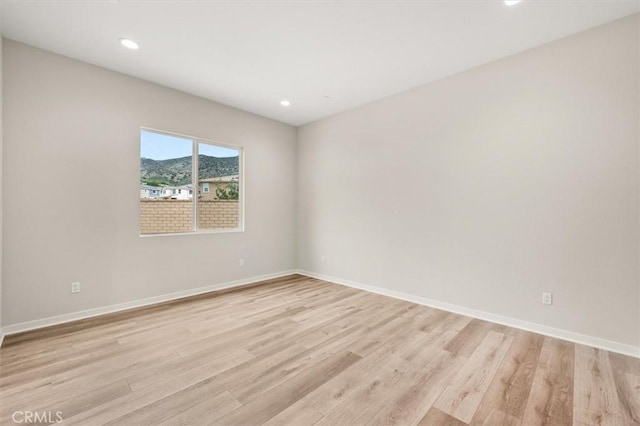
[140,129,242,235]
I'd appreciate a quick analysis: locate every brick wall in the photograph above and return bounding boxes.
[140,200,239,234]
[198,200,239,229]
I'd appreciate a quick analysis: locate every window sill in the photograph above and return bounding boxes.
[139,228,244,238]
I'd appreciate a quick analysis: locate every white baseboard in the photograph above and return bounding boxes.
[1,270,297,340]
[297,269,640,359]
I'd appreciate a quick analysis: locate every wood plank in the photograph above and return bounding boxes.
[609,352,640,425]
[216,351,362,425]
[445,318,495,357]
[61,344,310,425]
[126,348,255,391]
[314,359,410,426]
[228,345,337,403]
[433,330,514,423]
[520,337,574,425]
[476,409,521,425]
[343,305,421,357]
[396,328,460,367]
[157,391,241,426]
[106,386,238,425]
[471,330,544,424]
[367,350,467,426]
[621,373,640,425]
[1,379,132,424]
[1,347,181,415]
[261,401,324,426]
[573,344,623,426]
[288,340,412,416]
[417,407,468,426]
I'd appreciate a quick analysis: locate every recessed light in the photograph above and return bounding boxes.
[504,0,522,5]
[280,100,291,107]
[119,38,139,50]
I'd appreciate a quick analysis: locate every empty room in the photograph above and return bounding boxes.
[0,0,639,425]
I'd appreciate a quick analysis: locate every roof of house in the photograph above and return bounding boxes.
[140,184,162,191]
[140,184,193,191]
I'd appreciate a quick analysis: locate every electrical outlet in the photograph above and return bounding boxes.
[542,292,552,305]
[239,258,244,267]
[321,255,326,263]
[71,282,81,294]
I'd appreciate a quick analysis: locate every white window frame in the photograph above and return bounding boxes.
[202,183,210,193]
[139,127,244,237]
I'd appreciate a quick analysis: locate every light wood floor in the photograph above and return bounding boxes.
[1,275,638,425]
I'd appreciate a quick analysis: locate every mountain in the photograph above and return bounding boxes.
[140,155,239,186]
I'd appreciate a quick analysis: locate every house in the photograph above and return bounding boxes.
[1,2,639,425]
[198,176,239,200]
[139,184,163,199]
[140,184,193,200]
[163,184,193,200]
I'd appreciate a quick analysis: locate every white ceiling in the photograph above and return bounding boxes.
[2,1,638,126]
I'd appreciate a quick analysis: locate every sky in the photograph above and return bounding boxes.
[140,130,239,160]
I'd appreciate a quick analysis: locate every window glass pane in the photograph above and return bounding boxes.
[197,142,240,230]
[140,130,194,234]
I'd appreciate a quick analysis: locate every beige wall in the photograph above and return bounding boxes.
[297,16,640,348]
[0,37,3,331]
[3,40,297,326]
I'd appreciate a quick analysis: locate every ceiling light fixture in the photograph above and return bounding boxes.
[119,38,139,50]
[504,0,522,5]
[280,100,291,107]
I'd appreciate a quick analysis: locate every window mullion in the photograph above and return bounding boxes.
[192,139,198,232]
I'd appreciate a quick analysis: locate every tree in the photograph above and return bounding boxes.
[215,183,239,200]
